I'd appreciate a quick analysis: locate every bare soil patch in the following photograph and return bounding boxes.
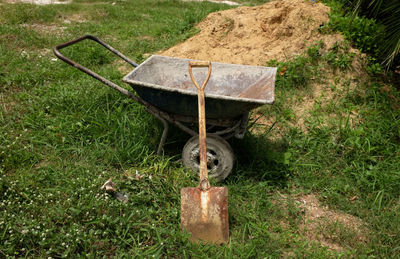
[62,13,87,24]
[20,23,66,36]
[297,194,369,251]
[0,98,17,115]
[4,0,71,4]
[114,59,133,75]
[0,86,23,116]
[275,193,369,252]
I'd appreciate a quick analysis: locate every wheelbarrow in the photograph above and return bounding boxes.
[53,35,277,181]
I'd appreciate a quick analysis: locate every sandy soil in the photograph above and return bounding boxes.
[161,0,345,65]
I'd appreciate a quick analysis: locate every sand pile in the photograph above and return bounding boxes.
[162,0,345,65]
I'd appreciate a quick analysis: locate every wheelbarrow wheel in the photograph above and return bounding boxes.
[182,134,234,182]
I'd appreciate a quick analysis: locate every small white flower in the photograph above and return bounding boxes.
[20,50,29,58]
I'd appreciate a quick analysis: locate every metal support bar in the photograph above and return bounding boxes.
[156,116,169,156]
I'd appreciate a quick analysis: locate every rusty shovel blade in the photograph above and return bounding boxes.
[181,186,229,244]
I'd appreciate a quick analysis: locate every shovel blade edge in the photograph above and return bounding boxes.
[180,187,229,244]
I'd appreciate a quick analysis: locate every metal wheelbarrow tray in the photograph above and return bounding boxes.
[124,55,275,119]
[54,35,277,181]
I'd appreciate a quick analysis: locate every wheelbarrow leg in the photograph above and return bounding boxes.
[157,117,169,156]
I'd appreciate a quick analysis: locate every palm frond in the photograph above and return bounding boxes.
[352,0,400,68]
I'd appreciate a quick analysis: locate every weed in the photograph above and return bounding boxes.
[223,17,234,36]
[365,57,384,77]
[268,55,314,89]
[307,41,324,64]
[324,43,355,70]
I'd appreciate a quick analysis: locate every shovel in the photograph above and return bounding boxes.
[180,61,229,244]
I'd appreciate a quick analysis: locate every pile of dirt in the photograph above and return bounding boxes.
[161,0,345,65]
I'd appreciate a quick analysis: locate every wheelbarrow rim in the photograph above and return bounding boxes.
[122,55,276,105]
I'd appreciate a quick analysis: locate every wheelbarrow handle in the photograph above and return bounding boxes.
[54,35,138,67]
[53,35,139,100]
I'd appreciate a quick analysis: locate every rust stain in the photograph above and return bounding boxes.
[238,73,275,100]
[181,187,229,244]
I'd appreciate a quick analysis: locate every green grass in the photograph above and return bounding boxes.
[1,0,400,257]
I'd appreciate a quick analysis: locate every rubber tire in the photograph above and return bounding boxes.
[182,134,234,182]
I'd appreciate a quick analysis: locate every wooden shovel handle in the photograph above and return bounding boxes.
[188,61,212,91]
[189,61,211,67]
[188,61,212,190]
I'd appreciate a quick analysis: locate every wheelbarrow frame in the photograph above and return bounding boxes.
[53,35,249,155]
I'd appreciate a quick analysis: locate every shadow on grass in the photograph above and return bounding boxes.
[161,124,290,187]
[230,132,290,187]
